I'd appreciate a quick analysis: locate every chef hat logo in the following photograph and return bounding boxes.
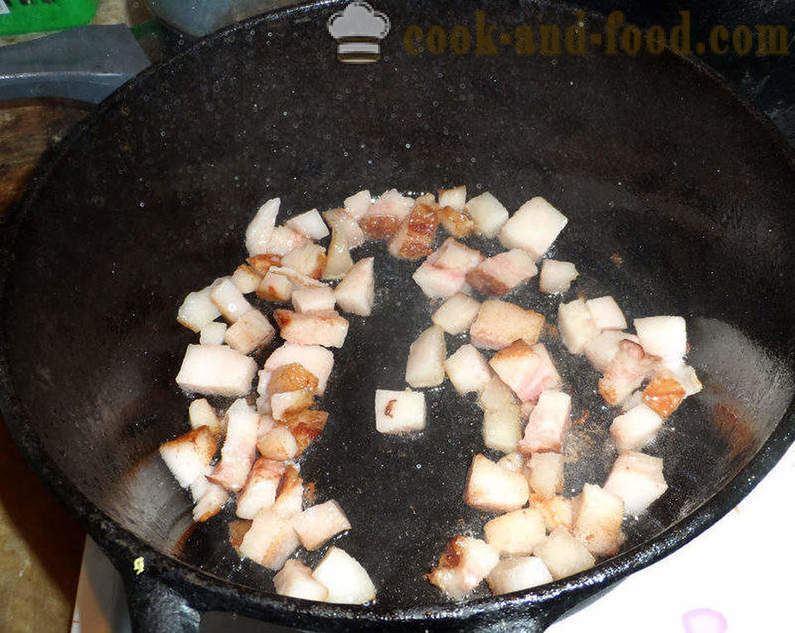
[327,2,390,63]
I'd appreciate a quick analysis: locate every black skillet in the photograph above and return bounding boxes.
[1,1,793,631]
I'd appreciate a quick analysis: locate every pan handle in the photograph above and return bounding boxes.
[123,572,201,633]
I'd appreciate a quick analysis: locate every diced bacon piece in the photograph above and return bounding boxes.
[292,286,336,313]
[257,426,299,460]
[427,536,500,599]
[431,237,483,272]
[291,500,352,551]
[437,205,475,238]
[375,389,426,434]
[604,451,668,515]
[610,404,663,451]
[188,398,222,435]
[267,363,319,395]
[343,189,371,221]
[210,277,253,323]
[489,341,561,403]
[584,330,640,373]
[224,309,275,354]
[199,321,227,345]
[281,410,328,455]
[232,264,262,295]
[471,301,543,350]
[445,344,492,394]
[285,208,330,240]
[312,547,376,604]
[598,339,657,406]
[466,250,538,295]
[528,494,574,532]
[264,343,334,394]
[245,197,280,256]
[388,200,439,260]
[272,466,304,518]
[642,368,687,418]
[478,376,518,411]
[274,559,329,601]
[482,405,522,453]
[498,197,568,260]
[266,226,308,257]
[526,452,564,499]
[466,192,509,238]
[412,262,467,299]
[281,242,327,279]
[558,298,600,355]
[670,364,702,396]
[159,427,216,489]
[236,458,286,519]
[274,309,349,348]
[586,296,627,330]
[438,185,466,211]
[360,189,414,240]
[271,391,314,421]
[193,481,229,522]
[518,390,571,454]
[239,509,300,571]
[334,257,375,317]
[539,259,579,294]
[484,508,546,556]
[209,399,260,491]
[177,285,222,332]
[257,414,275,438]
[176,344,257,397]
[571,484,625,556]
[464,454,529,512]
[496,452,525,473]
[431,293,480,335]
[487,556,553,595]
[535,527,595,580]
[247,253,282,275]
[323,208,365,249]
[405,325,446,388]
[634,316,687,363]
[257,269,294,302]
[322,228,354,280]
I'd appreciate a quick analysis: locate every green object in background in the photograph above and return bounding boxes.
[0,0,99,36]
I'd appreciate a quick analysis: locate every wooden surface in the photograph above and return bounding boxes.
[0,98,91,633]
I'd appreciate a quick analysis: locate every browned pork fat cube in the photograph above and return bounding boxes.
[271,465,304,518]
[534,527,595,580]
[247,253,282,275]
[270,390,314,421]
[387,200,439,260]
[176,344,258,397]
[280,242,327,279]
[192,481,229,522]
[484,508,546,555]
[334,257,375,316]
[427,536,500,599]
[642,368,687,418]
[598,339,657,406]
[528,494,574,532]
[359,189,414,240]
[236,458,286,520]
[281,409,328,455]
[489,341,561,403]
[518,390,571,454]
[437,205,475,238]
[238,509,299,571]
[273,309,349,348]
[438,185,466,211]
[323,208,365,249]
[256,426,299,461]
[159,427,216,489]
[256,269,293,302]
[572,484,625,557]
[264,343,334,394]
[464,454,529,512]
[583,330,640,373]
[224,309,275,354]
[526,452,564,499]
[465,249,538,295]
[273,559,329,601]
[470,300,544,350]
[487,556,553,595]
[209,399,259,492]
[412,238,483,298]
[232,264,262,294]
[291,500,352,551]
[266,363,319,395]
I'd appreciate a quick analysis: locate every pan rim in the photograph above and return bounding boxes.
[0,0,793,626]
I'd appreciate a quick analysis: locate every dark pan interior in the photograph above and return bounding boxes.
[2,0,793,612]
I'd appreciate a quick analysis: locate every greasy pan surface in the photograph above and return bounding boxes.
[1,0,793,630]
